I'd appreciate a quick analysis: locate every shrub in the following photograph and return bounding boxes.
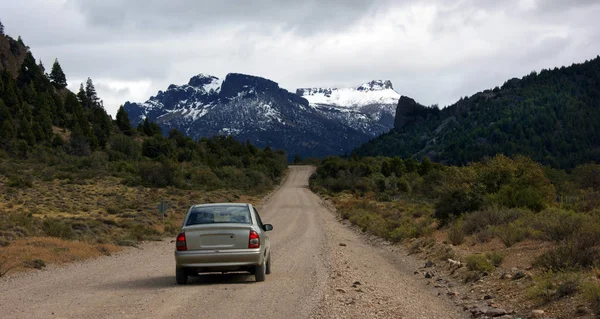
[556,273,581,298]
[142,136,174,159]
[106,205,121,215]
[583,281,600,317]
[462,206,528,235]
[477,155,556,212]
[389,223,418,243]
[42,218,75,239]
[447,218,465,245]
[191,166,222,190]
[138,160,178,187]
[109,134,140,160]
[475,227,494,243]
[530,208,589,243]
[7,174,33,188]
[528,272,580,303]
[434,187,483,223]
[491,222,529,247]
[486,252,505,267]
[397,177,411,193]
[535,235,600,270]
[128,224,161,241]
[464,271,482,283]
[466,254,495,272]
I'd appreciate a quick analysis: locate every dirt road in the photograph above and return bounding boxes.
[0,166,466,319]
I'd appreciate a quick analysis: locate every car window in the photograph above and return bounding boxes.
[254,208,265,228]
[186,206,251,225]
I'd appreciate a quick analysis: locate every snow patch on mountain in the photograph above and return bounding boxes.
[296,80,400,110]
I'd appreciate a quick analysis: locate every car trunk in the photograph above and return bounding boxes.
[183,224,253,251]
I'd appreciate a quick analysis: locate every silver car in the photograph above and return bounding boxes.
[174,203,273,284]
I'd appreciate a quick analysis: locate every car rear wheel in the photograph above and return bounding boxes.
[176,267,188,285]
[255,261,266,282]
[265,255,271,275]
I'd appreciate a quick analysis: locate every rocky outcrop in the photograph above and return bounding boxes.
[393,95,439,130]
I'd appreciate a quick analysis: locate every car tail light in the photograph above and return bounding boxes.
[176,232,187,251]
[248,230,260,248]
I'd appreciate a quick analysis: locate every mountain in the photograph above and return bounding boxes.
[354,56,600,169]
[296,80,399,136]
[124,74,399,159]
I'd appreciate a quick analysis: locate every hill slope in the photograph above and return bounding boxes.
[355,56,600,168]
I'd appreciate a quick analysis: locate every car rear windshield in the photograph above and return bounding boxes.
[186,206,252,225]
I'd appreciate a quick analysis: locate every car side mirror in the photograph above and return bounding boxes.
[263,224,273,231]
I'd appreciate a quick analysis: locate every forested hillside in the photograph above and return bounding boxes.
[355,57,600,169]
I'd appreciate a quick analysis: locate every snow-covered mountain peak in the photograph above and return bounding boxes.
[296,80,399,109]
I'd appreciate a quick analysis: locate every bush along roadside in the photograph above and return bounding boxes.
[310,154,600,317]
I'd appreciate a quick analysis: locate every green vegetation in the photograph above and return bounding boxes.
[528,271,581,304]
[356,56,600,169]
[312,152,600,314]
[584,281,600,317]
[466,254,495,273]
[310,155,600,270]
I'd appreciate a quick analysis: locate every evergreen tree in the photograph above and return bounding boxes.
[85,78,99,107]
[0,19,4,35]
[77,83,88,108]
[19,115,35,146]
[49,59,67,89]
[115,106,133,135]
[142,117,162,136]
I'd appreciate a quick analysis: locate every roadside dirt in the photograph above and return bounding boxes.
[0,166,467,318]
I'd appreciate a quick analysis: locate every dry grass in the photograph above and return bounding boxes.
[0,174,265,276]
[0,237,120,276]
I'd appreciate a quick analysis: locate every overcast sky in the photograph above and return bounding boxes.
[1,0,599,116]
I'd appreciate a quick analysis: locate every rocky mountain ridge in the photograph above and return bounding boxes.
[124,74,401,159]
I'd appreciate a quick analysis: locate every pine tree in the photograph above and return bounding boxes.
[85,78,99,107]
[77,83,88,108]
[115,106,133,135]
[49,59,67,89]
[19,116,35,146]
[142,117,161,136]
[0,19,4,35]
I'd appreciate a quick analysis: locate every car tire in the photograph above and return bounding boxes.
[265,255,271,275]
[176,267,188,285]
[255,261,266,282]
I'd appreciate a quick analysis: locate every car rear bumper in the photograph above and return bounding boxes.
[175,248,264,268]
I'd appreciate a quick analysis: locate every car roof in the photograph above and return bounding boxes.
[190,203,250,209]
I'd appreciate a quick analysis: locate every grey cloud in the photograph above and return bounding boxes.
[94,83,131,99]
[68,0,394,35]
